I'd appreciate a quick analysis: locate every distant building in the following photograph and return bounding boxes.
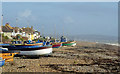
[2,23,13,39]
[2,23,40,40]
[33,30,40,39]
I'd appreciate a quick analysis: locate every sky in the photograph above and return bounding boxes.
[1,0,120,2]
[1,2,118,37]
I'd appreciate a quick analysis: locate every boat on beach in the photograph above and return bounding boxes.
[60,36,76,46]
[49,39,62,48]
[2,40,52,56]
[52,43,62,48]
[19,45,52,56]
[61,41,76,46]
[0,48,19,62]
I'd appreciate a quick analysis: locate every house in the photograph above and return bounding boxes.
[21,27,40,40]
[2,23,41,40]
[2,23,13,39]
[33,30,40,39]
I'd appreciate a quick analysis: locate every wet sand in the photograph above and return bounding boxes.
[1,41,120,73]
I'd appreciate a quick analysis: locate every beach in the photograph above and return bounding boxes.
[1,41,120,73]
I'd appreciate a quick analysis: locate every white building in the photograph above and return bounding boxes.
[3,23,40,40]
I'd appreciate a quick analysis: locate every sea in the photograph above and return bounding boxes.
[67,35,119,46]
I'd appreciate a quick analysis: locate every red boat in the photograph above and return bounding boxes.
[52,43,61,48]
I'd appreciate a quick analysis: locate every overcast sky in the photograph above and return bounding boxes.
[1,2,118,37]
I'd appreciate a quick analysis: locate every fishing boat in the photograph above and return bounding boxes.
[60,36,76,46]
[49,24,62,48]
[0,53,14,62]
[0,47,8,51]
[0,44,10,47]
[19,45,52,55]
[0,57,5,67]
[0,48,19,62]
[61,41,76,46]
[2,40,52,56]
[52,43,62,48]
[50,39,61,48]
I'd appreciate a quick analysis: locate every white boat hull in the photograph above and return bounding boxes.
[19,48,52,55]
[72,43,76,46]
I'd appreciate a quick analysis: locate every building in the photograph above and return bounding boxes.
[2,23,40,40]
[2,23,13,39]
[33,30,40,39]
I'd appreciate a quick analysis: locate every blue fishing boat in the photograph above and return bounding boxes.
[0,44,10,47]
[2,40,52,56]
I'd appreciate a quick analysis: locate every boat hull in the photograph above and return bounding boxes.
[0,53,18,62]
[52,43,61,48]
[6,45,52,56]
[0,48,19,62]
[62,41,76,46]
[19,47,52,55]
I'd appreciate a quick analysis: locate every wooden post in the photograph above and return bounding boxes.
[1,14,3,43]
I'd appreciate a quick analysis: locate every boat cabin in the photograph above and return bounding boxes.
[12,41,22,44]
[60,36,67,42]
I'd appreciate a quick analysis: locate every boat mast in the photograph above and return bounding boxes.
[42,25,44,37]
[57,31,59,40]
[16,18,18,26]
[54,24,56,39]
[1,14,3,43]
[63,24,64,36]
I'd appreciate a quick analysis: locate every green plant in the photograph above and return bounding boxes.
[4,36,9,39]
[2,33,4,37]
[11,39,14,42]
[20,38,24,41]
[33,39,38,42]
